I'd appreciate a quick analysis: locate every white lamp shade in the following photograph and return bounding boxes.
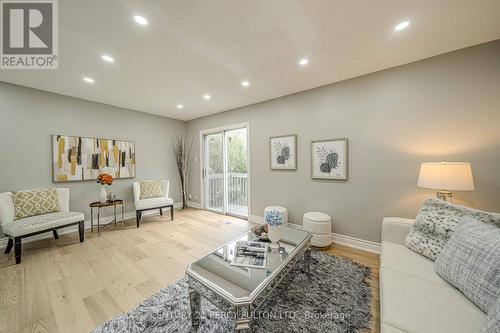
[417,162,474,191]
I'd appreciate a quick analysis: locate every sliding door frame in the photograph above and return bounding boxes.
[199,122,251,219]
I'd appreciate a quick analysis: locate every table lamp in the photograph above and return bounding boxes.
[417,161,474,202]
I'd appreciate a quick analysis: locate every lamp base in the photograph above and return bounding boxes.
[436,190,453,202]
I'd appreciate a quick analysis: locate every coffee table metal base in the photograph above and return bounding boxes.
[188,244,311,332]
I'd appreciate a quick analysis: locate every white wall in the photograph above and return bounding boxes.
[0,83,186,234]
[186,40,500,243]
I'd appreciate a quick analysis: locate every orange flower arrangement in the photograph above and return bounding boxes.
[97,173,113,185]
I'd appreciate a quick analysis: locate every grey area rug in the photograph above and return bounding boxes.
[92,251,372,333]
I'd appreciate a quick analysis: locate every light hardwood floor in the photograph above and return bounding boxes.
[0,208,380,333]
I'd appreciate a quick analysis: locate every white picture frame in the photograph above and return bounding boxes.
[311,138,348,180]
[270,134,297,170]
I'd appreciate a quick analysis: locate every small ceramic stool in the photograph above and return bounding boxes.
[264,206,288,225]
[303,212,332,250]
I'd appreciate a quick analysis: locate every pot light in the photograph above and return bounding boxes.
[203,94,211,100]
[101,55,114,63]
[83,77,95,84]
[299,58,309,66]
[176,104,184,109]
[241,80,250,87]
[134,15,148,26]
[394,21,410,31]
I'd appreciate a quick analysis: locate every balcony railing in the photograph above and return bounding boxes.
[207,172,248,216]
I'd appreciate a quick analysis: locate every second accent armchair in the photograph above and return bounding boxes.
[133,180,174,227]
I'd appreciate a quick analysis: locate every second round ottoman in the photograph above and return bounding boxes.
[303,211,332,249]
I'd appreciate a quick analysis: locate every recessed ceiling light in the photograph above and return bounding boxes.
[83,77,95,84]
[394,21,410,31]
[203,94,211,100]
[134,15,148,26]
[241,80,250,87]
[101,55,114,63]
[299,58,309,66]
[176,104,184,109]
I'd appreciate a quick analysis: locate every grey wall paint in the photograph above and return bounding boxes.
[0,83,186,233]
[186,40,500,243]
[1,41,499,244]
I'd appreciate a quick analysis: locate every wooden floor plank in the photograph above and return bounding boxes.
[83,289,122,326]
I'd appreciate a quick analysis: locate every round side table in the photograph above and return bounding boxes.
[89,200,124,236]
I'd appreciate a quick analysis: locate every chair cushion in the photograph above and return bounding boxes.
[380,241,447,286]
[380,266,486,333]
[3,212,84,237]
[13,188,60,220]
[381,322,407,333]
[404,198,500,261]
[139,181,164,199]
[135,197,173,211]
[435,219,500,313]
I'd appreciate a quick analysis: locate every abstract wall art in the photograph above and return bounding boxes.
[52,135,135,182]
[311,138,348,180]
[270,134,297,170]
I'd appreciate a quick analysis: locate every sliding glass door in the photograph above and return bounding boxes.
[203,126,248,218]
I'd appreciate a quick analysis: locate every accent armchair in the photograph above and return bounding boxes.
[133,180,174,227]
[0,188,85,264]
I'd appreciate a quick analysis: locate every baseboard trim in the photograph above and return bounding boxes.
[187,201,202,209]
[0,207,380,255]
[248,214,380,254]
[332,233,380,254]
[0,202,183,248]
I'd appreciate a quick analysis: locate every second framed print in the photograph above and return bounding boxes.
[311,138,348,180]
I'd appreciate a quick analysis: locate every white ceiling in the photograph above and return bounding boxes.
[1,0,500,121]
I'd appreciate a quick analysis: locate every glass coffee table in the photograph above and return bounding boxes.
[186,225,312,332]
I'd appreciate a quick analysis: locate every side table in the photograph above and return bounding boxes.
[89,200,124,236]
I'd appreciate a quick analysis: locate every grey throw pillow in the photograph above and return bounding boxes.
[405,198,500,260]
[481,296,500,333]
[435,219,500,313]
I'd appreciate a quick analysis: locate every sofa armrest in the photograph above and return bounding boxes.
[382,217,415,245]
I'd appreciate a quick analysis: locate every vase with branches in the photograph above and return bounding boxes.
[172,135,194,209]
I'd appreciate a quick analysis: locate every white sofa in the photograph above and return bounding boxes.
[380,217,487,332]
[133,180,174,227]
[0,188,85,264]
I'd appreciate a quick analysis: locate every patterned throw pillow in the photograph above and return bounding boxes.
[13,188,60,220]
[481,296,500,333]
[405,198,500,261]
[140,181,163,199]
[435,219,500,313]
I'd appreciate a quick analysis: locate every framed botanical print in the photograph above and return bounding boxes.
[311,138,348,180]
[270,134,297,170]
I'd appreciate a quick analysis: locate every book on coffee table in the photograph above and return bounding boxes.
[231,241,268,269]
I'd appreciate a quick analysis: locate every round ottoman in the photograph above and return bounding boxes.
[264,206,288,225]
[303,212,332,250]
